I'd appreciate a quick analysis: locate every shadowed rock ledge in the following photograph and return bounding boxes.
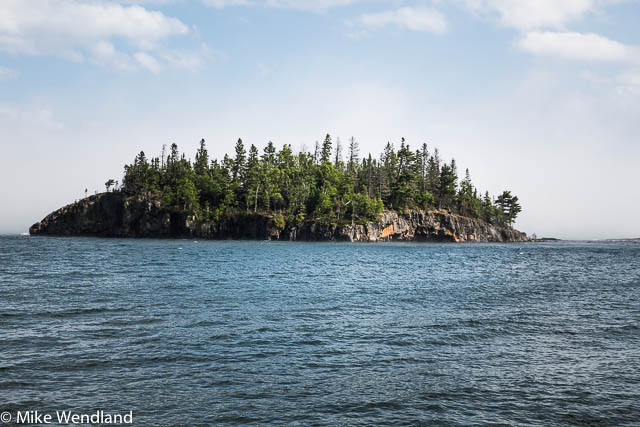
[29,192,529,242]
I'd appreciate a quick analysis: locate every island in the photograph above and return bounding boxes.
[30,136,529,242]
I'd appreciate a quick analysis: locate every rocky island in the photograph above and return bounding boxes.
[30,136,528,242]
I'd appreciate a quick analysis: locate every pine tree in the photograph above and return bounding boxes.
[495,190,522,225]
[321,134,332,164]
[169,143,179,164]
[263,141,276,165]
[313,141,320,165]
[380,142,396,208]
[426,148,440,195]
[233,138,246,184]
[194,139,209,176]
[458,168,477,217]
[334,137,343,167]
[420,143,429,193]
[394,139,415,209]
[482,191,493,222]
[438,163,457,210]
[116,134,521,228]
[245,144,261,212]
[348,137,359,169]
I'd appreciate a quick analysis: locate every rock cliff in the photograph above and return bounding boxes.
[29,192,529,242]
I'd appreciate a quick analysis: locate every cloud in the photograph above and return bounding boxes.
[89,40,136,70]
[517,31,636,62]
[204,0,251,7]
[0,0,188,54]
[0,0,202,72]
[462,0,603,31]
[203,0,358,10]
[351,7,447,35]
[266,0,357,8]
[0,65,19,79]
[134,51,163,73]
[120,0,181,4]
[159,43,214,71]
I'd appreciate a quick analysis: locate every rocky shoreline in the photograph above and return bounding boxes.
[29,192,529,242]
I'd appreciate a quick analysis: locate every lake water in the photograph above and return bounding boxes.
[1,236,639,425]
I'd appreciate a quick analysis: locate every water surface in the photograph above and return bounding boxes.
[1,236,639,425]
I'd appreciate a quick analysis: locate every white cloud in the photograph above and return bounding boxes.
[0,0,201,72]
[0,0,188,53]
[0,65,19,79]
[517,31,636,62]
[352,7,447,34]
[134,51,162,73]
[159,44,212,71]
[204,0,251,7]
[90,40,136,70]
[121,0,182,4]
[266,0,357,8]
[203,0,358,10]
[462,0,603,31]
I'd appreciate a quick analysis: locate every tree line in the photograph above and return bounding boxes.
[114,135,521,227]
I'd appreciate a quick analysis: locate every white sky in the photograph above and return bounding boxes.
[1,0,639,239]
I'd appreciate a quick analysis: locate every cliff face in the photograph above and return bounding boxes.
[30,192,529,242]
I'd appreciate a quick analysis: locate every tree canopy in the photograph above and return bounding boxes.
[117,136,522,227]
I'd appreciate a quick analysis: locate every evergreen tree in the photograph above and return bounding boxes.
[426,148,440,195]
[495,191,522,225]
[438,163,457,210]
[261,141,280,211]
[194,139,209,176]
[263,141,276,165]
[481,191,493,222]
[313,141,320,165]
[233,138,246,184]
[348,136,359,169]
[393,139,415,209]
[334,137,343,167]
[169,143,179,164]
[419,143,429,192]
[380,142,396,207]
[116,134,522,228]
[245,144,261,212]
[458,168,479,217]
[321,134,332,164]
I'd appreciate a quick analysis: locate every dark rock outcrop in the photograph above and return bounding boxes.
[30,192,529,242]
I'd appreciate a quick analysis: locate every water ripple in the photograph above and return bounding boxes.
[1,236,639,425]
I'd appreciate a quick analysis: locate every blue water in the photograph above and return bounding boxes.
[1,236,639,425]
